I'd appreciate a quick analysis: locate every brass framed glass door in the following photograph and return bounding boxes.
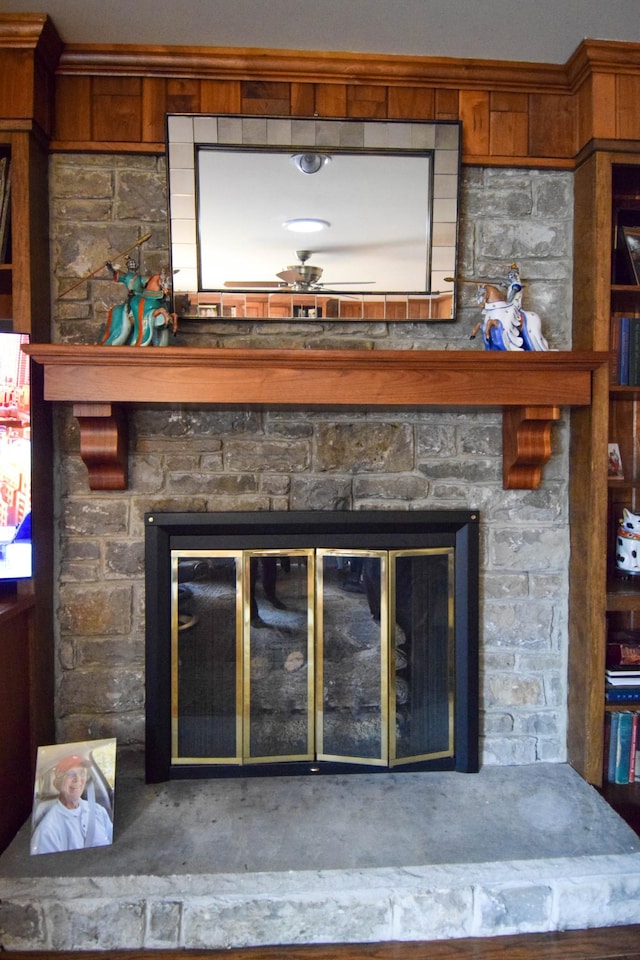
[389,548,455,767]
[171,550,243,764]
[316,550,389,765]
[170,545,455,769]
[243,550,315,763]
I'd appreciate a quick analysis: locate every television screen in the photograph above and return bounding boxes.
[0,332,31,580]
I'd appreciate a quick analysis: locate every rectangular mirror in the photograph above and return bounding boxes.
[167,115,460,322]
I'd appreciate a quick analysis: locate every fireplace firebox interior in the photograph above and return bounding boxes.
[145,511,479,781]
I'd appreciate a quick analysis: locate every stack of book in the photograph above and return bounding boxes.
[612,316,640,385]
[604,710,640,783]
[605,666,640,703]
[604,630,640,709]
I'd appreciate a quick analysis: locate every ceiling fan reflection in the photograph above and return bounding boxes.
[224,250,374,293]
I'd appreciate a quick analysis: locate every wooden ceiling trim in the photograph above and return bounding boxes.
[56,44,571,94]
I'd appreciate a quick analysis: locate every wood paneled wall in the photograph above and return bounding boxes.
[1,14,640,165]
[50,39,640,164]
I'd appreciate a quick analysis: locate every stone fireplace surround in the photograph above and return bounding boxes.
[44,156,578,771]
[5,155,639,950]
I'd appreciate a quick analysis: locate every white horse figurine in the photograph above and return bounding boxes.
[469,268,549,351]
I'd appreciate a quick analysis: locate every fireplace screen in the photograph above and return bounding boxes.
[146,512,478,780]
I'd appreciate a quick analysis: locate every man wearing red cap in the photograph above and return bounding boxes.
[30,754,113,855]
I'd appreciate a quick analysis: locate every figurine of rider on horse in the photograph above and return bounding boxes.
[448,263,549,351]
[100,257,178,347]
[57,232,178,347]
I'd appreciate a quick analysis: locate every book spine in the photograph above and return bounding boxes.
[629,318,640,386]
[614,711,634,783]
[607,712,620,782]
[619,316,631,386]
[605,686,640,703]
[630,713,639,782]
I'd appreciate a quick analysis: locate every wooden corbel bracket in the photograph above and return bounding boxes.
[502,405,561,489]
[72,402,128,491]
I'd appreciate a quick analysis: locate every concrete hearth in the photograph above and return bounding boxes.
[1,763,640,951]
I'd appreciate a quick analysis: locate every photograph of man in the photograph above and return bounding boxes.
[30,739,116,855]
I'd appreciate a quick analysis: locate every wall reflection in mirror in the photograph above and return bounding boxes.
[167,115,460,321]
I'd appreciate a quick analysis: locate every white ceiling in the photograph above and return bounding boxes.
[7,0,640,63]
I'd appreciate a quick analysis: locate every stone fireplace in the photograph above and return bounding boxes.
[144,510,479,781]
[4,155,640,956]
[47,153,577,770]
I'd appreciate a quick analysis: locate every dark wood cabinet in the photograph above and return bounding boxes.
[0,16,59,853]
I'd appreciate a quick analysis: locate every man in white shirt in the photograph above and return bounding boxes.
[30,754,113,855]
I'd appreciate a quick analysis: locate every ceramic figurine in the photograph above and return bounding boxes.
[464,263,549,351]
[616,508,640,574]
[100,259,177,347]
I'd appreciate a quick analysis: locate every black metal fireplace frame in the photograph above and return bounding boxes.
[145,510,479,782]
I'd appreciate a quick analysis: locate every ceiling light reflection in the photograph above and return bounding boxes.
[283,218,330,233]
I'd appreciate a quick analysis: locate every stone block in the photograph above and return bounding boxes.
[62,500,129,537]
[182,894,392,948]
[53,166,114,199]
[290,476,352,510]
[128,455,167,493]
[105,540,145,578]
[47,898,145,951]
[58,666,144,715]
[146,900,182,947]
[58,711,145,746]
[415,423,458,457]
[225,439,310,472]
[0,900,45,950]
[419,459,500,482]
[352,475,428,500]
[316,423,413,473]
[116,169,167,222]
[485,674,545,708]
[482,602,554,649]
[491,527,567,571]
[475,883,553,935]
[555,869,640,928]
[392,887,474,940]
[59,584,133,636]
[166,473,259,496]
[481,737,538,765]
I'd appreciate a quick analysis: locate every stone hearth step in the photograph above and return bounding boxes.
[1,764,639,951]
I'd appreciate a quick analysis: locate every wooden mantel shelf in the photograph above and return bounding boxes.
[25,344,609,492]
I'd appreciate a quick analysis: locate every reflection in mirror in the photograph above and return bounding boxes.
[197,150,431,292]
[167,115,461,322]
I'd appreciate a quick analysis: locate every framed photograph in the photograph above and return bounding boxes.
[623,227,640,284]
[30,738,116,855]
[608,442,625,479]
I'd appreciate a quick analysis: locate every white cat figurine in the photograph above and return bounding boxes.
[616,508,640,573]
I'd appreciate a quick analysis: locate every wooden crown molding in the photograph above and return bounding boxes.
[56,42,570,93]
[52,37,640,94]
[0,13,62,68]
[567,38,640,88]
